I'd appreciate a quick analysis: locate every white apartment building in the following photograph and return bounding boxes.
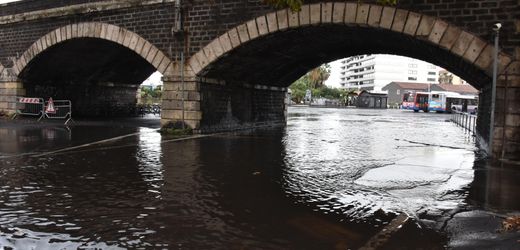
[339,54,440,92]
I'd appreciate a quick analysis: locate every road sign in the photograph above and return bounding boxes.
[45,97,56,114]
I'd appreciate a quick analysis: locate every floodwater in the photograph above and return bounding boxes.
[0,108,518,249]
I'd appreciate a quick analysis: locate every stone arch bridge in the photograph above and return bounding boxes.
[0,0,518,160]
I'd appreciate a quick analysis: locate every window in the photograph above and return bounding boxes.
[408,64,418,68]
[408,77,418,81]
[427,78,436,82]
[428,65,437,69]
[397,89,400,95]
[428,72,437,75]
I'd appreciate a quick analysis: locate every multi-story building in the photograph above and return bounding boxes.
[339,54,441,92]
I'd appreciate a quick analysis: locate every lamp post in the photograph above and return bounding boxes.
[489,23,501,157]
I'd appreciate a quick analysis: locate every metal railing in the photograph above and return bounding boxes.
[45,99,72,125]
[451,110,477,135]
[12,97,45,121]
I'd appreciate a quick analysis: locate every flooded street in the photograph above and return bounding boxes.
[0,107,519,249]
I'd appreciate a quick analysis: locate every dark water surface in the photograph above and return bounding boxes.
[0,108,518,249]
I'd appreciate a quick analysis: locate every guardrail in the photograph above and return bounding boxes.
[451,110,477,135]
[12,97,45,121]
[12,97,72,125]
[45,99,72,125]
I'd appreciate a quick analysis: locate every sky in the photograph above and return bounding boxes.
[324,59,343,88]
[0,0,21,4]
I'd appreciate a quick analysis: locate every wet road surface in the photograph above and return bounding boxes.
[0,108,519,249]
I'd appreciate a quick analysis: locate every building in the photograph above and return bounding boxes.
[356,90,388,109]
[339,54,440,92]
[382,82,430,105]
[438,69,468,85]
[382,82,479,106]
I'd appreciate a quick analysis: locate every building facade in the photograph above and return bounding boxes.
[340,54,441,92]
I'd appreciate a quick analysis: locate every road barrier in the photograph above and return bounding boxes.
[451,110,477,135]
[12,97,45,121]
[45,99,72,125]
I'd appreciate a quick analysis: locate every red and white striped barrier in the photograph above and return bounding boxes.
[18,97,41,104]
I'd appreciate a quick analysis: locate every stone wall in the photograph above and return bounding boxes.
[25,83,139,117]
[199,82,287,132]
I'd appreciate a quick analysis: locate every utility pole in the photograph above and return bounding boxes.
[489,23,501,157]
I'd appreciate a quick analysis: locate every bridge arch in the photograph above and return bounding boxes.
[14,22,172,76]
[12,22,173,117]
[189,2,514,89]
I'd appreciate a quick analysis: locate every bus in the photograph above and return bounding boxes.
[445,92,478,114]
[401,91,478,113]
[401,91,415,110]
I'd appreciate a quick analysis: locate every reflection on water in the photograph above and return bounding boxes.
[0,108,518,249]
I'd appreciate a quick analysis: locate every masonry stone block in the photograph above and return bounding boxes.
[403,12,421,36]
[367,5,382,27]
[194,50,209,70]
[266,12,278,32]
[157,58,171,74]
[276,10,289,30]
[256,16,269,36]
[506,114,520,126]
[391,9,408,32]
[428,20,448,44]
[344,3,357,24]
[332,2,345,24]
[463,38,487,64]
[321,3,333,23]
[152,51,166,69]
[439,26,462,50]
[451,31,474,57]
[299,5,310,26]
[310,4,321,25]
[355,4,370,25]
[228,28,241,48]
[288,9,299,27]
[122,30,132,47]
[129,35,139,51]
[379,7,395,29]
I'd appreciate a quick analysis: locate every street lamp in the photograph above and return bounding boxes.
[489,22,501,157]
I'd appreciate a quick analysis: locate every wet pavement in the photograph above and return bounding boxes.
[0,108,519,249]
